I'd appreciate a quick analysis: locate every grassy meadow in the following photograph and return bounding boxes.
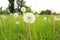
[0,14,60,40]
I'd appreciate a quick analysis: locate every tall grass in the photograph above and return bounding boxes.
[0,14,60,40]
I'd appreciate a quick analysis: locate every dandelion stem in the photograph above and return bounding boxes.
[52,14,56,40]
[27,24,32,40]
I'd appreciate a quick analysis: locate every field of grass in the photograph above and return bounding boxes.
[0,14,60,40]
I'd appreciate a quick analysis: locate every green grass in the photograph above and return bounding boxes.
[0,14,60,40]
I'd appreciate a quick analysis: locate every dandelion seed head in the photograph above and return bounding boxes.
[23,13,36,24]
[21,7,26,13]
[14,13,18,18]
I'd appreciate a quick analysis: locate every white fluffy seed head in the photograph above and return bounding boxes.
[23,13,36,24]
[21,7,26,13]
[14,13,18,18]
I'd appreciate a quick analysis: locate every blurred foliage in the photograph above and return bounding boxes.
[33,11,38,15]
[25,6,32,12]
[0,7,2,14]
[40,9,51,15]
[14,0,32,13]
[8,0,15,13]
[2,7,10,14]
[0,0,60,15]
[16,0,25,13]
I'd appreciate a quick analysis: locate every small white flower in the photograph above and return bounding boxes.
[1,15,6,19]
[21,7,26,13]
[23,13,36,24]
[14,13,18,18]
[44,17,47,20]
[16,21,20,24]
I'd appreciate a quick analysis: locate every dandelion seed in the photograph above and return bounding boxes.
[23,13,36,24]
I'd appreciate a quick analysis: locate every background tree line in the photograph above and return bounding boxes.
[0,0,59,15]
